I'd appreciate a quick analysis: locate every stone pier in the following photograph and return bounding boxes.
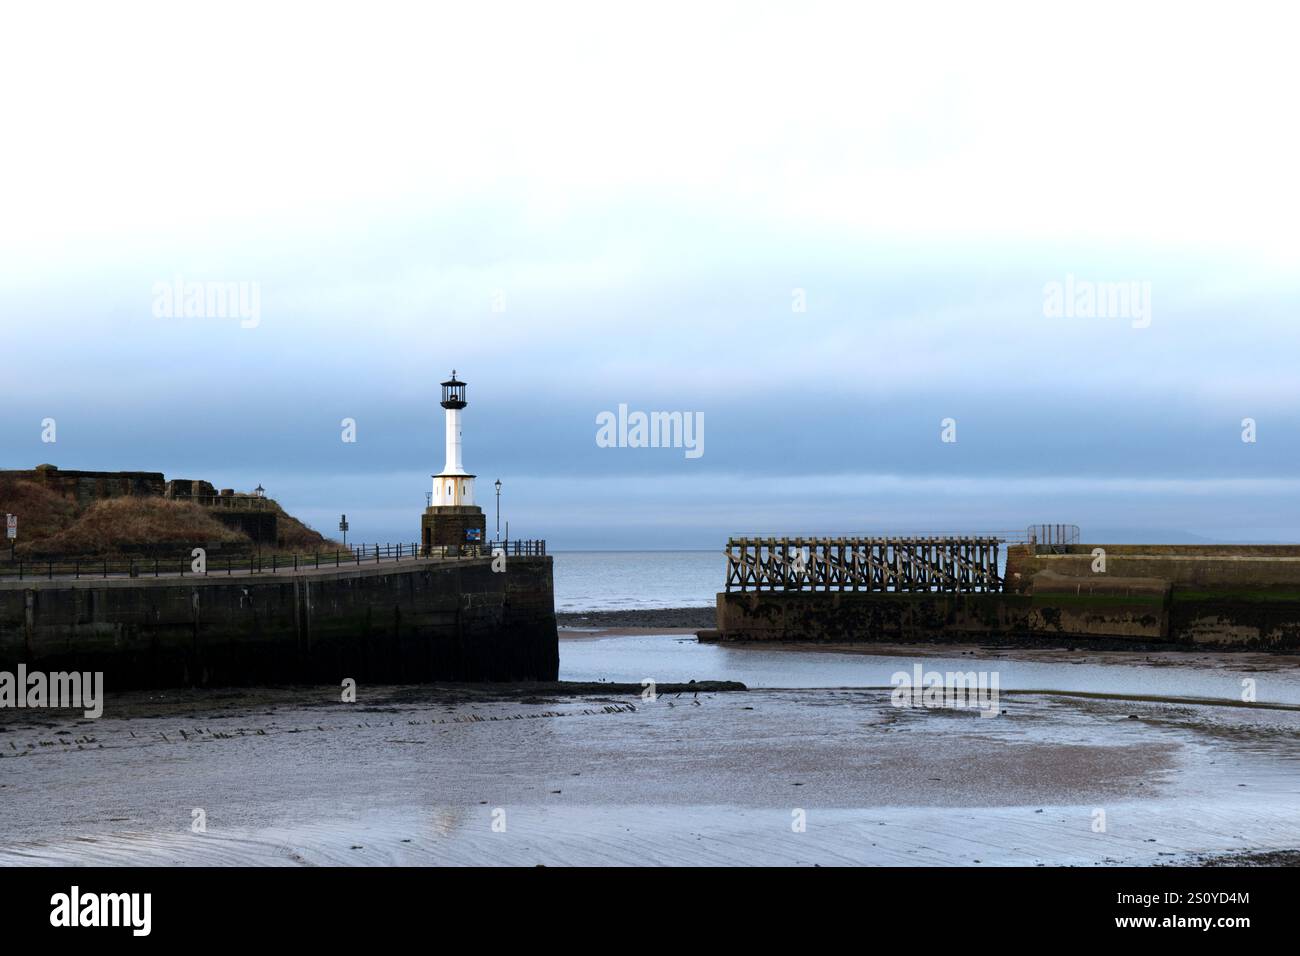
[0,555,559,688]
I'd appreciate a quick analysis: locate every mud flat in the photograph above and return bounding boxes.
[1,673,1296,866]
[558,607,715,630]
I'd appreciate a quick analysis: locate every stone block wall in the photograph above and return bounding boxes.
[421,506,487,553]
[0,556,559,688]
[1,466,166,507]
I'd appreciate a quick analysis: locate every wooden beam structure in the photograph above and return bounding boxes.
[724,536,1004,594]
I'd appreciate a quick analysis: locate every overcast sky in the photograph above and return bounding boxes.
[2,2,1298,547]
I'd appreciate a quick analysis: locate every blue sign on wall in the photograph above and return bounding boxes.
[465,528,482,541]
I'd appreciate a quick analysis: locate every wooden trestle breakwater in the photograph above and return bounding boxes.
[703,533,1300,647]
[724,536,1005,594]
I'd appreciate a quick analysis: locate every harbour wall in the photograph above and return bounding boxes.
[1005,543,1300,589]
[710,544,1300,647]
[0,556,559,688]
[712,591,1171,644]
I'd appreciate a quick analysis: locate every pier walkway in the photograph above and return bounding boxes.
[0,540,546,584]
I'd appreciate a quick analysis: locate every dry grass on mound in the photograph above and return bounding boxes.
[274,509,345,552]
[0,479,79,545]
[2,477,351,558]
[23,497,250,556]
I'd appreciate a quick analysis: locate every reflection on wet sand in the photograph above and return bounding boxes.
[561,633,1300,704]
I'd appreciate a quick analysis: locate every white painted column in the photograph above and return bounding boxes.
[443,406,464,475]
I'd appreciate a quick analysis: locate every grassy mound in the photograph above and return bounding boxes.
[272,507,344,552]
[20,496,250,557]
[1,476,350,558]
[0,478,78,545]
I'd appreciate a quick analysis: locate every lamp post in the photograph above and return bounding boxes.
[494,479,502,543]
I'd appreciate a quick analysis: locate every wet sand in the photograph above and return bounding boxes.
[558,607,716,630]
[560,626,699,638]
[1,666,1297,865]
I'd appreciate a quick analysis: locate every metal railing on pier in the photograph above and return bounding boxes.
[0,539,547,581]
[488,539,547,556]
[1027,524,1081,548]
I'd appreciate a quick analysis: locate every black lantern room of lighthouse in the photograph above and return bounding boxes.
[441,372,467,409]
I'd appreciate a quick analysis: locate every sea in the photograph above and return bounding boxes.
[551,550,720,611]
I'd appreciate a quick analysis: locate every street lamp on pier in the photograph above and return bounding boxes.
[494,479,502,543]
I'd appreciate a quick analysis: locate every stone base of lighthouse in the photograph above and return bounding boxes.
[421,505,487,554]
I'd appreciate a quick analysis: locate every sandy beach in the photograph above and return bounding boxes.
[2,635,1297,866]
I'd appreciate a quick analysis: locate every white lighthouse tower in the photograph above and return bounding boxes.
[433,370,474,506]
[422,371,487,552]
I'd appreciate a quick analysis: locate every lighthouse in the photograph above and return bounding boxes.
[421,371,487,553]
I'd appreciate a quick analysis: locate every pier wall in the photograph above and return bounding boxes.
[712,543,1300,647]
[1005,543,1300,591]
[713,590,1169,644]
[0,556,559,688]
[714,589,1300,647]
[707,541,1300,647]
